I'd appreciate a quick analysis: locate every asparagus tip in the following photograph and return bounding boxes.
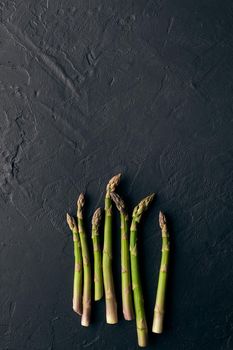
[159,211,166,229]
[106,173,121,192]
[110,192,125,213]
[92,207,102,227]
[144,193,155,205]
[77,193,85,209]
[133,193,155,218]
[66,213,76,231]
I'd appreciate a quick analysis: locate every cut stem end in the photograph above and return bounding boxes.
[137,330,148,347]
[152,315,164,334]
[72,302,82,316]
[106,300,118,324]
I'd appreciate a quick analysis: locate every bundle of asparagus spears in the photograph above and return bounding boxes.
[66,174,170,347]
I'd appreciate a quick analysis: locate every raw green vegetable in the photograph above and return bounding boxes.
[92,208,103,301]
[103,174,121,324]
[77,193,91,327]
[130,194,155,347]
[66,213,83,316]
[152,211,170,334]
[110,192,134,321]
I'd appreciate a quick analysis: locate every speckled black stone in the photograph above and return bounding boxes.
[0,1,233,349]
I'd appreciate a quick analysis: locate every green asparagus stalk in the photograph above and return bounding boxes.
[77,193,91,327]
[152,211,170,334]
[110,192,134,321]
[92,208,103,301]
[66,213,83,316]
[103,174,121,324]
[130,194,155,347]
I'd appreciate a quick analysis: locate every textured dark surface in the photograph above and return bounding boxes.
[0,0,233,349]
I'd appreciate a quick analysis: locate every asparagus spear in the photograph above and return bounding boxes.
[152,211,170,334]
[66,213,83,316]
[77,193,91,327]
[130,194,155,347]
[103,174,121,324]
[110,192,134,321]
[92,208,103,301]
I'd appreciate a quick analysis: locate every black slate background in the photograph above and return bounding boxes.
[0,0,233,349]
